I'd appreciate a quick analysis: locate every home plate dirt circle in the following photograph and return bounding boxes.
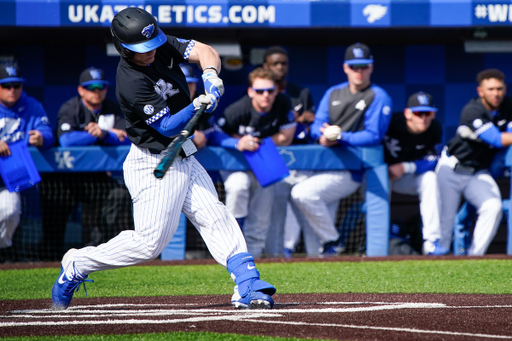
[1,293,512,340]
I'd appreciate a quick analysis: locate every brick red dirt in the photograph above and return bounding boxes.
[1,255,512,341]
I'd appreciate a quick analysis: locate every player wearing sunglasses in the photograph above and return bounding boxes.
[383,92,445,255]
[38,66,133,261]
[210,67,297,258]
[0,63,54,262]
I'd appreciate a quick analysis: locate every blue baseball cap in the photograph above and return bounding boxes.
[407,92,438,112]
[180,64,198,83]
[79,67,110,87]
[344,43,374,65]
[0,65,25,84]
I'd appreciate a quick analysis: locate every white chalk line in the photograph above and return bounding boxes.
[2,301,512,339]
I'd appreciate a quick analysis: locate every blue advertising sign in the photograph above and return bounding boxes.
[2,0,512,28]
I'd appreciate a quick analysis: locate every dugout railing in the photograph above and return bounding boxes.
[26,145,390,259]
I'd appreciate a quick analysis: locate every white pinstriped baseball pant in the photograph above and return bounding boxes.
[390,171,442,245]
[436,153,502,255]
[72,144,247,275]
[0,188,21,249]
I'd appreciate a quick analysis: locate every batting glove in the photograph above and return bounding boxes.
[193,94,218,114]
[202,70,225,99]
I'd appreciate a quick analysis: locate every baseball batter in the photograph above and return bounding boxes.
[436,69,512,255]
[52,8,275,310]
[290,43,392,255]
[384,92,445,255]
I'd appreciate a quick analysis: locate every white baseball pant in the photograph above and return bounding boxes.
[72,144,247,275]
[267,170,321,256]
[220,170,275,258]
[436,152,502,255]
[0,188,21,249]
[290,170,361,244]
[390,171,442,245]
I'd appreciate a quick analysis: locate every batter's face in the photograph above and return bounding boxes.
[477,78,506,111]
[263,53,289,82]
[343,63,373,90]
[78,85,108,108]
[404,108,435,134]
[132,49,157,66]
[0,82,23,108]
[248,78,277,113]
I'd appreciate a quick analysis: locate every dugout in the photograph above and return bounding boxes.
[2,0,512,258]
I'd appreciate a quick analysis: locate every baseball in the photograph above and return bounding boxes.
[323,125,342,141]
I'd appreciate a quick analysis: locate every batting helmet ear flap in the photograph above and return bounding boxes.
[111,32,134,60]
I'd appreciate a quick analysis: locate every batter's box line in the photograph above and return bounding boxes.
[240,318,512,340]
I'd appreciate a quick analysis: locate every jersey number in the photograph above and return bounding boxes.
[154,79,179,100]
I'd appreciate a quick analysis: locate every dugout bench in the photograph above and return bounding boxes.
[30,145,390,258]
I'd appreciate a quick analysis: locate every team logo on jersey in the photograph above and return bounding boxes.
[154,79,179,100]
[382,106,391,115]
[144,105,154,115]
[141,24,155,38]
[332,100,342,106]
[5,66,17,76]
[363,4,388,23]
[498,119,506,127]
[352,47,365,58]
[355,99,366,111]
[61,123,71,131]
[472,118,483,129]
[384,136,401,158]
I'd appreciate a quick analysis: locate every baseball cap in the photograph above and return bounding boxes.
[0,64,25,84]
[344,43,374,65]
[79,67,110,87]
[407,92,438,112]
[180,64,198,83]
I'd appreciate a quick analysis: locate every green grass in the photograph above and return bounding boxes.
[1,259,511,301]
[0,332,329,341]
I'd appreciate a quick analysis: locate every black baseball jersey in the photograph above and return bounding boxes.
[447,96,512,171]
[217,93,294,138]
[287,82,314,115]
[384,112,442,165]
[57,96,125,141]
[115,35,194,151]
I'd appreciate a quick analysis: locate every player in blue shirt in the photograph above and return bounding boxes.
[0,64,53,261]
[290,43,392,256]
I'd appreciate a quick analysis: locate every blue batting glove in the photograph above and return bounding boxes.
[202,71,224,99]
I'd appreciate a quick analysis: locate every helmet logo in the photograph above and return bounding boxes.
[141,24,155,38]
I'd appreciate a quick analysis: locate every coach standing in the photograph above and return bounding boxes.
[290,43,392,256]
[436,69,512,255]
[51,8,276,311]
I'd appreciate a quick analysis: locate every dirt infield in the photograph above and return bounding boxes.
[2,255,512,340]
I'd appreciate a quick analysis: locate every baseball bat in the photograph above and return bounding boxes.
[153,103,207,179]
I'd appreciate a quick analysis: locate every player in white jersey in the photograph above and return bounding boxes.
[51,7,276,310]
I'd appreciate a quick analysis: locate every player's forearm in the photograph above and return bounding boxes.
[149,103,195,137]
[272,126,296,146]
[59,131,100,146]
[501,132,512,147]
[191,42,221,74]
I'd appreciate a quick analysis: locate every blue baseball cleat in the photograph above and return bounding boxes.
[52,249,93,310]
[320,238,345,257]
[231,282,275,309]
[423,239,449,256]
[227,252,276,310]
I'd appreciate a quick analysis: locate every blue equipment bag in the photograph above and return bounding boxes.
[243,137,289,187]
[0,140,41,192]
